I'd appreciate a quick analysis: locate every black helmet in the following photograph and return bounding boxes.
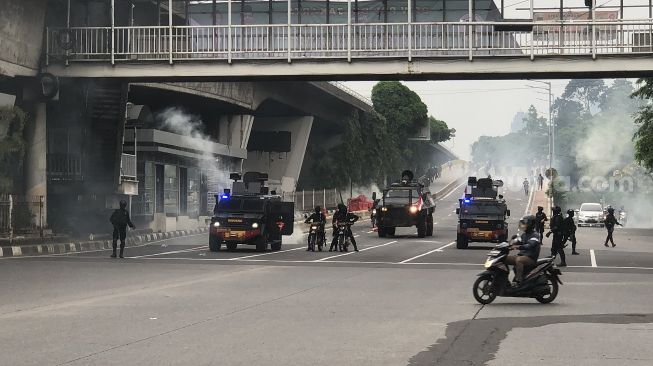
[519,215,536,233]
[337,203,347,214]
[607,207,615,214]
[567,209,575,217]
[119,200,127,209]
[553,206,562,214]
[315,206,322,214]
[537,206,544,212]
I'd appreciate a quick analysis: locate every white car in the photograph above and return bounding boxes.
[577,203,605,227]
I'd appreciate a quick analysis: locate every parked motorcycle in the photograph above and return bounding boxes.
[472,242,563,304]
[307,222,325,252]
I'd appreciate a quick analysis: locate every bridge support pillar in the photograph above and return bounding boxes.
[242,116,314,194]
[217,114,254,150]
[23,101,47,226]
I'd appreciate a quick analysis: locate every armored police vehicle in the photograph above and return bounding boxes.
[456,177,510,249]
[374,170,436,238]
[209,172,294,252]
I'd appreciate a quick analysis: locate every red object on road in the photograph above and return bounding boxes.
[347,195,374,212]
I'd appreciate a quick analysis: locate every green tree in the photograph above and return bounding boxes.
[0,106,28,194]
[429,116,456,143]
[631,78,653,171]
[561,79,607,113]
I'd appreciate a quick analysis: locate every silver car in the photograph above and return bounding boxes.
[577,203,605,227]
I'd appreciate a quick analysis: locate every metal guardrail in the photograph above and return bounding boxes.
[46,20,653,64]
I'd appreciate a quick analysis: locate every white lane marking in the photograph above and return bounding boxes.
[313,240,398,262]
[435,241,456,252]
[434,222,438,225]
[354,234,360,238]
[590,249,597,268]
[400,247,445,263]
[228,246,305,260]
[366,231,374,234]
[128,246,208,259]
[440,181,467,200]
[447,214,452,217]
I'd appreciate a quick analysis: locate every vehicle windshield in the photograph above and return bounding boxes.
[580,203,602,212]
[216,198,266,212]
[460,202,506,215]
[384,189,420,205]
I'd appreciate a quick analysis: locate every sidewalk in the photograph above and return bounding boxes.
[0,228,207,258]
[529,187,551,216]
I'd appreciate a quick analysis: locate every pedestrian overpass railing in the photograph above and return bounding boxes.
[46,20,653,65]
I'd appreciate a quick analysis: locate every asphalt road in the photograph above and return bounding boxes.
[2,182,652,365]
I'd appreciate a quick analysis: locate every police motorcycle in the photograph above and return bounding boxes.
[307,221,325,251]
[472,240,563,305]
[335,221,354,252]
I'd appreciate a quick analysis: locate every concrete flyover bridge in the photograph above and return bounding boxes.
[45,17,653,80]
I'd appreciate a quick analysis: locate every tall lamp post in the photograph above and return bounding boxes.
[527,79,553,209]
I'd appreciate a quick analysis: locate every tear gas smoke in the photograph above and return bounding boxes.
[156,107,234,213]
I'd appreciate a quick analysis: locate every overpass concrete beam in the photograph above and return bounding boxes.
[43,56,653,80]
[242,116,314,194]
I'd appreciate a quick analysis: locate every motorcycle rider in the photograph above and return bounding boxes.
[109,200,135,258]
[535,206,548,240]
[330,204,359,252]
[563,209,579,255]
[604,207,622,247]
[523,178,530,196]
[547,206,567,267]
[505,215,541,285]
[304,206,327,251]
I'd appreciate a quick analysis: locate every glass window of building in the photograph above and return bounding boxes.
[134,161,155,216]
[164,164,179,215]
[187,168,200,218]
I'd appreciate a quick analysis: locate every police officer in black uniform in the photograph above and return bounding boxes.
[604,207,622,247]
[547,206,566,267]
[563,209,579,255]
[535,206,548,241]
[109,200,135,258]
[305,206,327,251]
[330,204,359,252]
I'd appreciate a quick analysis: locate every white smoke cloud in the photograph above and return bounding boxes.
[156,107,234,212]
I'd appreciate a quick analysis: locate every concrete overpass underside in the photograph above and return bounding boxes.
[44,55,653,81]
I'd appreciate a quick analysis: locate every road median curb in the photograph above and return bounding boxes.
[0,228,208,258]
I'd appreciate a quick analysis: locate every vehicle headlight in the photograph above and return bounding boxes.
[381,207,388,212]
[213,221,220,228]
[372,209,377,215]
[311,225,317,230]
[251,222,259,229]
[409,206,418,214]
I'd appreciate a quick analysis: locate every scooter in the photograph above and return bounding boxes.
[307,222,325,252]
[472,242,563,304]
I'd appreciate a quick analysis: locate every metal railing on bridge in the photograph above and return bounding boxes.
[46,20,653,64]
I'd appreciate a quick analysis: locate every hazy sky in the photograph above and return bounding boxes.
[343,80,570,160]
[342,0,651,160]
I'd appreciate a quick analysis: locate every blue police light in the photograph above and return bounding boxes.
[463,198,471,204]
[221,193,230,200]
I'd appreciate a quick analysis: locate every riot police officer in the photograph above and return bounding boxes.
[563,209,579,255]
[305,206,327,251]
[548,206,566,267]
[330,204,359,252]
[535,206,548,240]
[604,207,622,247]
[109,200,135,258]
